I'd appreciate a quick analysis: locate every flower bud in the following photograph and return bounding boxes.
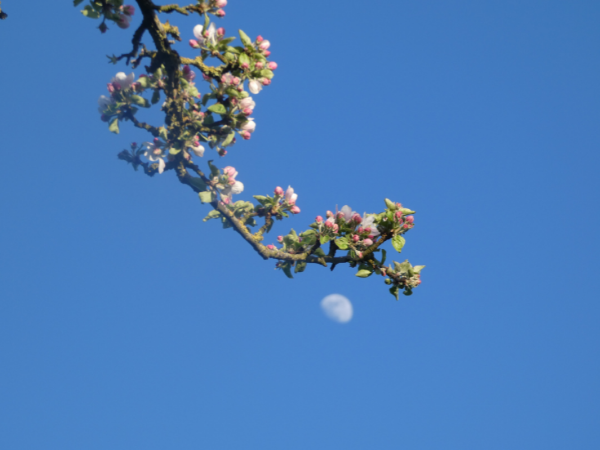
[315,216,323,223]
[267,62,278,70]
[325,221,333,228]
[99,22,108,33]
[406,215,414,224]
[333,224,339,233]
[241,62,249,70]
[189,39,199,48]
[262,78,271,86]
[356,251,363,259]
[217,27,225,36]
[263,50,271,57]
[326,210,334,218]
[215,0,227,8]
[232,76,240,85]
[363,238,373,246]
[337,212,345,220]
[352,235,359,243]
[403,223,409,229]
[352,213,362,223]
[215,9,225,17]
[130,142,137,149]
[256,35,264,43]
[122,5,135,15]
[274,186,284,196]
[277,236,283,243]
[291,206,301,214]
[100,114,109,122]
[259,40,271,50]
[116,14,130,29]
[240,131,251,140]
[395,211,403,220]
[267,244,276,250]
[357,227,364,233]
[153,137,160,144]
[202,74,211,81]
[255,61,264,70]
[107,83,115,94]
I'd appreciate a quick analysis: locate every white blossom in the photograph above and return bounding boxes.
[97,95,115,113]
[143,142,166,174]
[248,79,262,94]
[240,118,256,133]
[111,72,135,90]
[193,23,216,46]
[189,144,205,157]
[340,205,356,222]
[285,186,298,204]
[362,213,381,236]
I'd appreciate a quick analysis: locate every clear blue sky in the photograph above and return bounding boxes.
[1,0,599,448]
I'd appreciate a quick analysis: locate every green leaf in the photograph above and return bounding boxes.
[198,191,215,203]
[356,269,373,278]
[313,248,326,257]
[203,210,222,221]
[381,249,387,265]
[219,37,236,46]
[151,90,160,105]
[239,53,250,67]
[108,117,119,134]
[281,263,294,279]
[413,265,425,274]
[208,103,227,115]
[294,261,307,273]
[320,235,331,245]
[384,198,397,210]
[335,237,349,250]
[238,29,252,47]
[188,177,207,192]
[389,285,400,300]
[81,5,100,18]
[158,127,168,141]
[401,208,415,215]
[392,235,406,253]
[207,160,220,178]
[259,69,274,79]
[169,148,181,155]
[73,0,84,6]
[131,95,150,108]
[222,131,235,147]
[138,76,150,88]
[403,288,414,296]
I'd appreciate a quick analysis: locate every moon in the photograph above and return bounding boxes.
[321,294,353,323]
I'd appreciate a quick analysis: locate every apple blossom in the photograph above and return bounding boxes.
[285,186,297,205]
[255,61,264,70]
[259,40,271,50]
[267,62,278,70]
[215,0,227,8]
[240,119,256,134]
[116,14,130,29]
[291,206,301,214]
[248,79,263,94]
[122,5,135,15]
[274,186,284,196]
[362,214,381,236]
[315,216,323,223]
[111,72,135,90]
[97,95,115,113]
[363,238,373,246]
[406,215,414,224]
[193,23,216,46]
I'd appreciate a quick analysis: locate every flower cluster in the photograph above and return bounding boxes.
[213,166,244,204]
[77,0,135,33]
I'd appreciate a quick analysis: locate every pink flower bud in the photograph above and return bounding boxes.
[215,9,225,17]
[333,224,339,233]
[256,35,264,43]
[406,215,414,224]
[240,131,251,140]
[255,61,264,70]
[223,166,237,178]
[396,203,403,208]
[232,76,240,85]
[352,235,359,243]
[403,223,409,229]
[274,186,284,196]
[240,108,251,116]
[395,211,403,219]
[364,227,371,233]
[363,239,373,246]
[263,50,271,57]
[107,83,115,93]
[315,216,323,223]
[241,62,249,69]
[352,213,362,223]
[267,62,278,70]
[202,74,211,81]
[215,0,227,8]
[217,27,225,36]
[368,235,374,239]
[291,206,301,214]
[277,236,283,243]
[100,114,109,122]
[326,210,334,218]
[116,14,130,29]
[189,39,199,48]
[267,244,276,250]
[337,212,345,220]
[259,40,271,50]
[325,221,333,228]
[123,5,135,15]
[356,251,363,259]
[262,78,271,86]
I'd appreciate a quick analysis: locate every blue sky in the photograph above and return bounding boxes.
[1,0,599,448]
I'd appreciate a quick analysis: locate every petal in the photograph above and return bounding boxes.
[231,181,244,195]
[158,158,165,174]
[193,25,204,40]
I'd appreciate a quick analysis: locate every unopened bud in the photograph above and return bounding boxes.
[315,216,323,223]
[274,186,284,196]
[352,235,359,243]
[215,9,225,17]
[215,0,227,9]
[277,236,283,243]
[241,62,249,69]
[189,39,199,48]
[267,62,278,70]
[255,61,264,70]
[406,215,414,224]
[352,213,362,223]
[291,206,301,214]
[217,27,225,36]
[256,35,264,43]
[363,238,373,246]
[267,244,276,250]
[263,50,271,57]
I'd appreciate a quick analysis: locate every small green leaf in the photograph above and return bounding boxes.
[259,69,274,79]
[392,235,406,253]
[413,265,426,274]
[207,160,220,178]
[335,237,349,250]
[222,131,235,147]
[313,248,326,257]
[381,249,387,265]
[73,0,84,6]
[320,235,331,245]
[281,262,294,279]
[81,5,100,18]
[239,53,250,67]
[199,191,215,203]
[188,177,207,192]
[203,210,222,221]
[389,285,400,300]
[131,95,149,108]
[295,261,307,273]
[208,103,227,115]
[238,29,252,46]
[385,198,397,210]
[356,269,373,278]
[169,148,181,155]
[151,90,160,104]
[158,127,168,141]
[108,117,119,134]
